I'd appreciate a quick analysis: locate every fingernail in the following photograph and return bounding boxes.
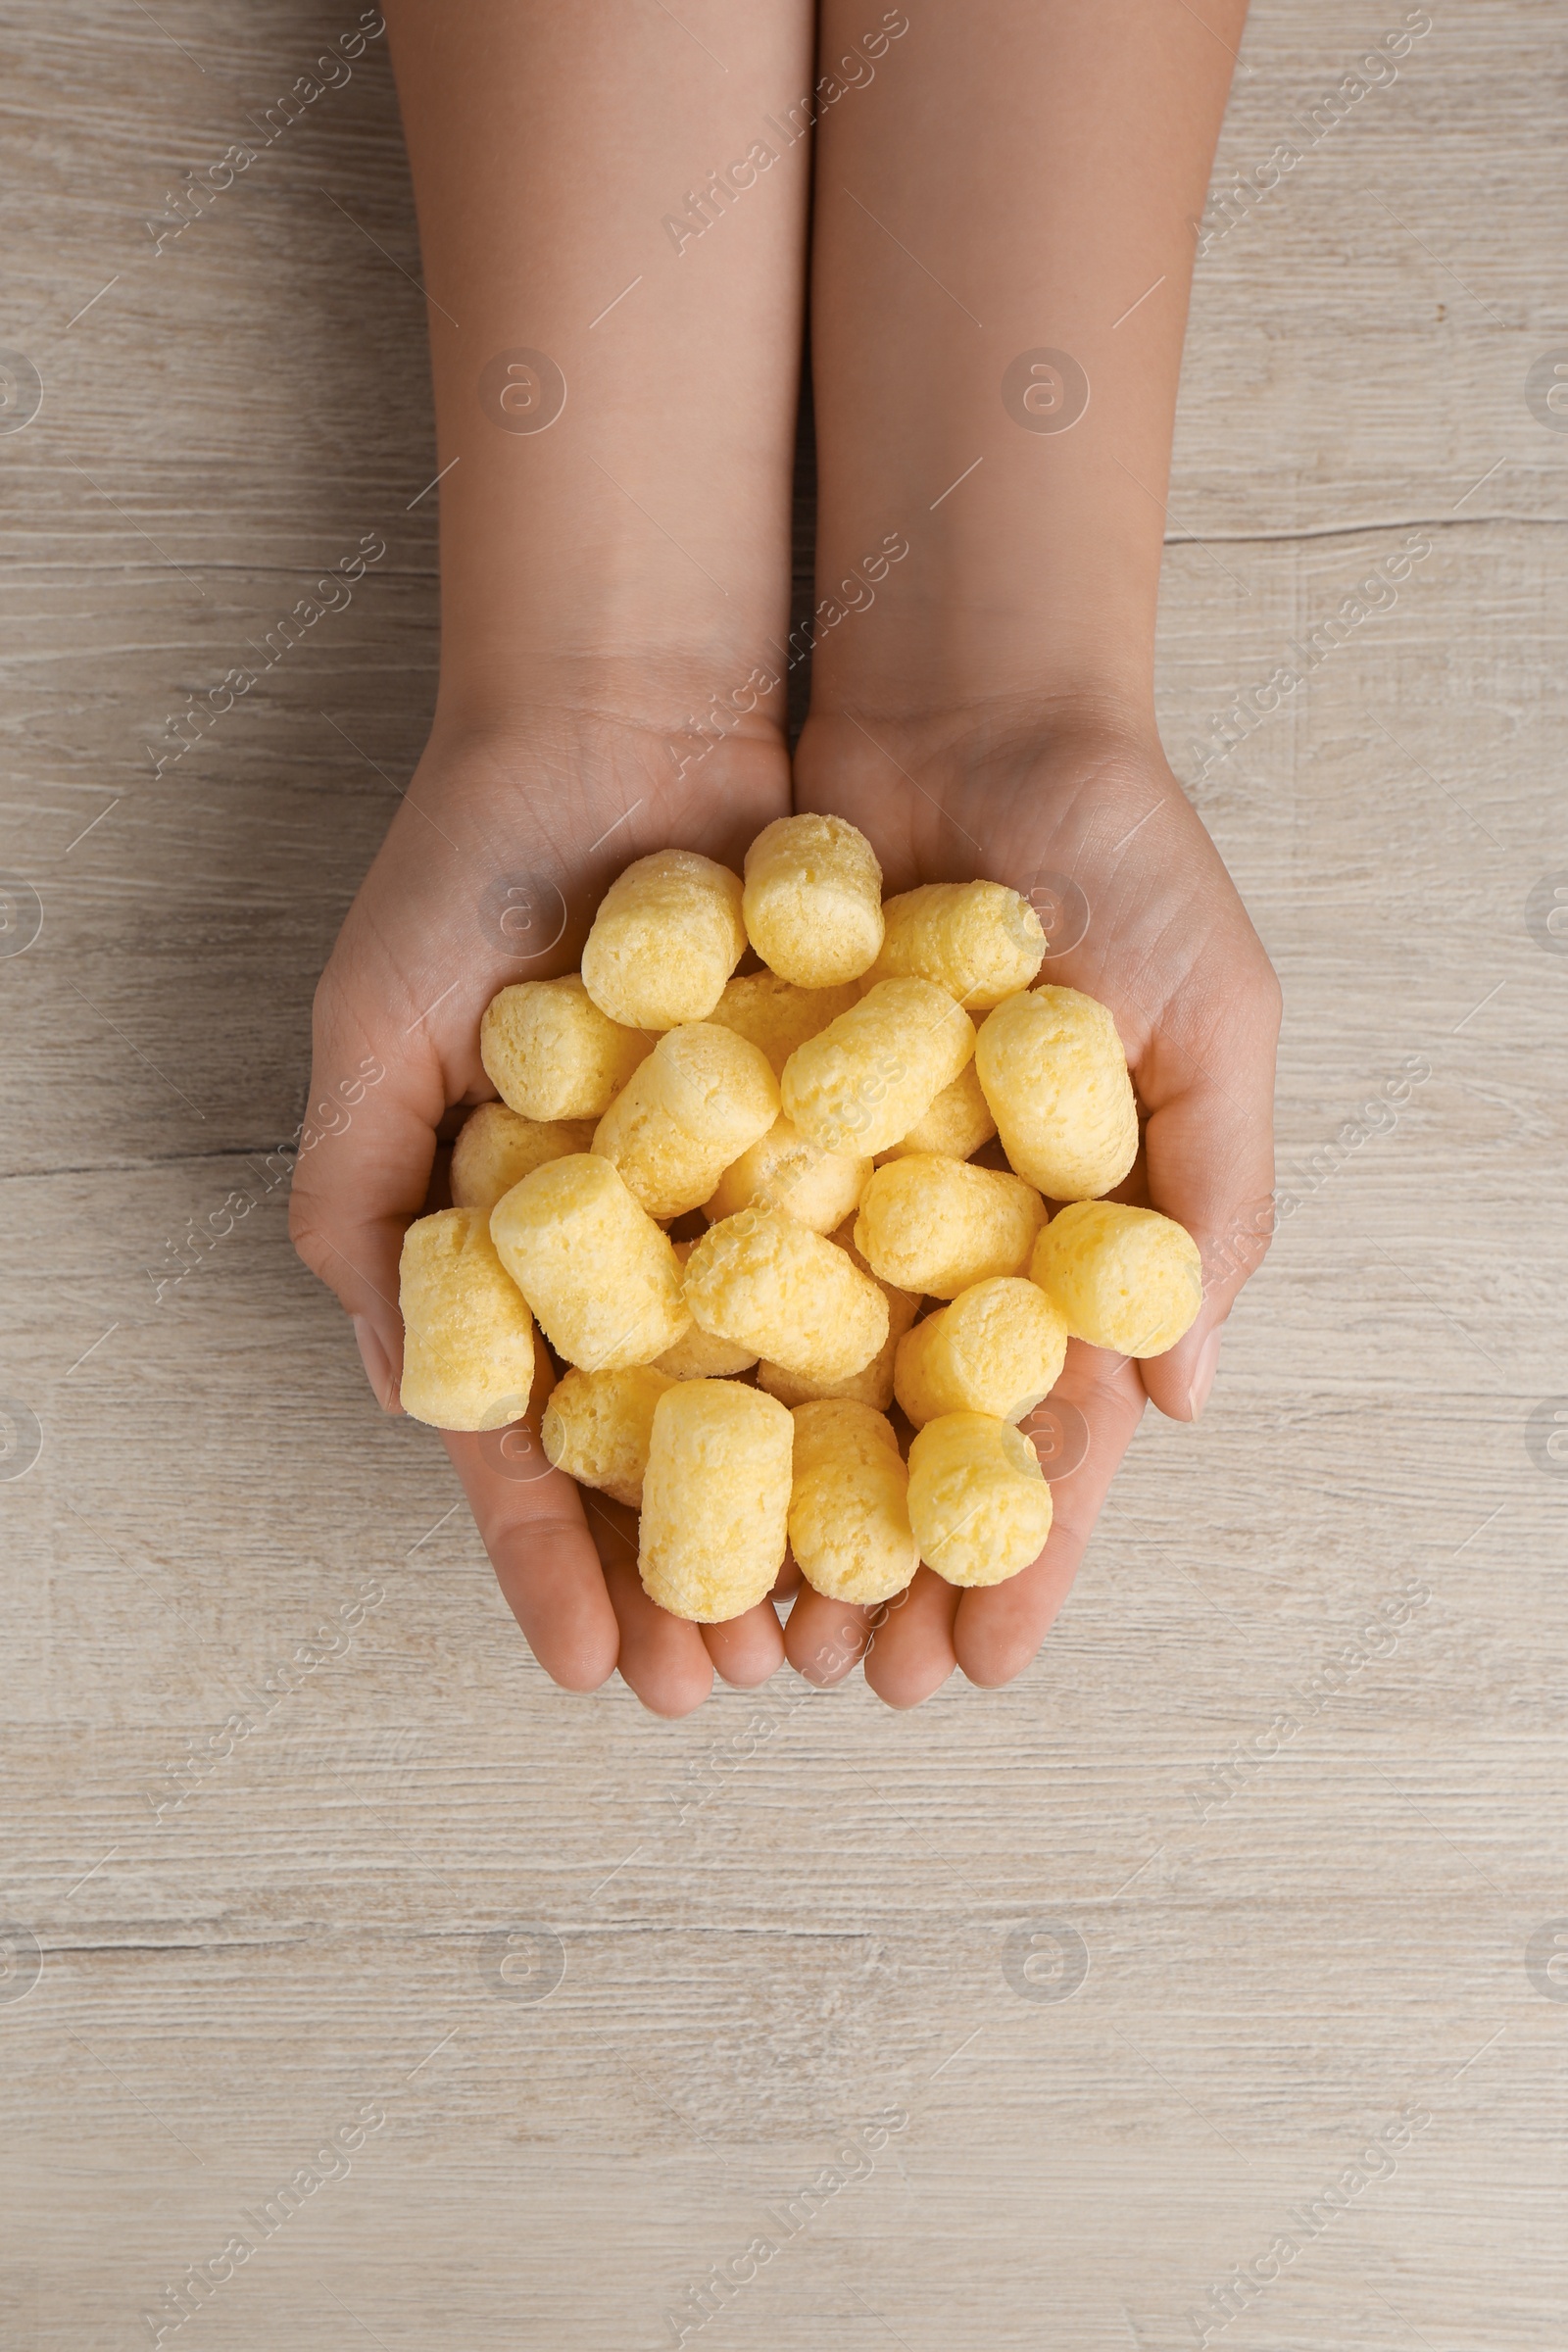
[1188,1327,1223,1421]
[353,1315,398,1412]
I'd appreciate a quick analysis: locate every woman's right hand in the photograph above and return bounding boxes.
[289,712,795,1717]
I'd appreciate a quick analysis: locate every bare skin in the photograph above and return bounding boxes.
[294,0,1279,1715]
[290,0,814,1715]
[784,0,1277,1703]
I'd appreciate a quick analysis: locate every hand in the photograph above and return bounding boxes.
[289,713,794,1716]
[787,704,1282,1705]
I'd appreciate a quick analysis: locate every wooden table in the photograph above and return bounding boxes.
[2,4,1564,2345]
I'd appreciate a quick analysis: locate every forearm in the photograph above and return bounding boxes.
[808,0,1249,732]
[383,0,813,741]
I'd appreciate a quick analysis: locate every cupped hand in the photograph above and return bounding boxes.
[790,703,1282,1703]
[289,712,792,1715]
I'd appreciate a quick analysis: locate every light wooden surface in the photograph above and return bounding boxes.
[3,5,1566,2348]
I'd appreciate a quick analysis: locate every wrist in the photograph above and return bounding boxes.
[412,409,795,745]
[799,681,1162,781]
[804,559,1159,738]
[808,405,1174,735]
[428,641,792,770]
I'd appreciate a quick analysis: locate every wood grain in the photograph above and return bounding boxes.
[1,4,1565,2348]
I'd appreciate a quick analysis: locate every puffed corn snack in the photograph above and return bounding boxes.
[755,1216,918,1412]
[541,1364,673,1507]
[591,1021,778,1221]
[703,1113,870,1236]
[683,1206,890,1385]
[872,879,1046,1009]
[856,1152,1047,1298]
[742,812,885,987]
[975,984,1138,1201]
[392,813,1210,1631]
[489,1153,689,1371]
[1030,1200,1202,1357]
[895,1278,1069,1430]
[481,974,653,1123]
[906,1412,1054,1588]
[788,1399,918,1604]
[399,1207,536,1432]
[639,1380,794,1621]
[781,977,976,1156]
[451,1102,598,1216]
[581,849,747,1030]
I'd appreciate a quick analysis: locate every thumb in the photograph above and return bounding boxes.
[288,962,446,1411]
[1134,990,1279,1424]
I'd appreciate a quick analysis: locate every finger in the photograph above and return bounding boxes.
[444,1413,619,1691]
[703,1599,787,1688]
[954,1346,1145,1689]
[577,1494,763,1707]
[783,1587,874,1686]
[1133,975,1281,1424]
[771,1550,804,1601]
[601,1551,715,1718]
[861,1566,959,1709]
